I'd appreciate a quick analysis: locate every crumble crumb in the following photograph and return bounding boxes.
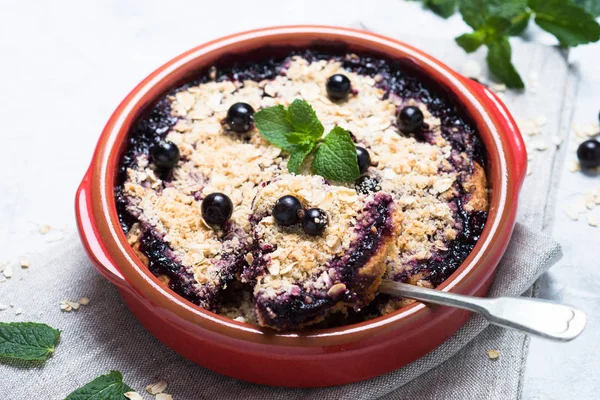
[79,297,90,305]
[19,257,30,268]
[59,300,81,312]
[2,265,13,278]
[39,224,51,234]
[488,349,500,360]
[156,394,174,400]
[124,393,144,400]
[46,233,65,243]
[146,380,168,395]
[564,208,580,221]
[568,160,580,173]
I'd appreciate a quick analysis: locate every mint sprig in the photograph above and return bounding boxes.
[255,99,360,182]
[419,0,600,88]
[0,322,60,361]
[65,371,134,400]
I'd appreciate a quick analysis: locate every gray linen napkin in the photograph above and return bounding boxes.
[0,225,560,399]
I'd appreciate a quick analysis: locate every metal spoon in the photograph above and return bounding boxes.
[379,280,587,342]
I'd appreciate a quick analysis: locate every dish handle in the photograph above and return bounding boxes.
[461,78,528,188]
[75,167,129,290]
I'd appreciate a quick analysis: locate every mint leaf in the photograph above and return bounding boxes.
[456,32,485,52]
[312,127,360,182]
[574,0,600,16]
[286,132,311,145]
[255,102,360,181]
[488,0,528,20]
[422,0,458,18]
[0,322,60,361]
[254,105,295,151]
[460,0,489,29]
[460,1,530,36]
[65,371,133,400]
[486,38,525,88]
[287,99,324,140]
[506,11,531,35]
[529,0,600,47]
[287,142,315,174]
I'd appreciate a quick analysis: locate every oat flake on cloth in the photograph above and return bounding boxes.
[1,35,575,399]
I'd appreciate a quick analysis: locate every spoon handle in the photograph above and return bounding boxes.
[379,280,586,342]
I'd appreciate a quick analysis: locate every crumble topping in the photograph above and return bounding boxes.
[251,175,365,283]
[119,53,489,327]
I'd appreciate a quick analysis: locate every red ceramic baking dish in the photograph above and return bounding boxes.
[75,25,526,387]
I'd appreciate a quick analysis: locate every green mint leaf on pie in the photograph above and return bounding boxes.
[256,100,359,181]
[254,105,295,151]
[529,0,600,47]
[422,0,458,18]
[0,322,60,361]
[255,99,324,151]
[455,32,485,53]
[287,99,324,140]
[286,132,312,145]
[312,126,360,182]
[486,37,525,89]
[65,370,134,400]
[287,142,316,174]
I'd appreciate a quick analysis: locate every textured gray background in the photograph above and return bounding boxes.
[1,1,599,399]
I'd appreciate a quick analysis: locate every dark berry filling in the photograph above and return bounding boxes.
[329,193,395,299]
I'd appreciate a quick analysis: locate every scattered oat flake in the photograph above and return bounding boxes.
[0,276,6,283]
[59,300,79,312]
[586,201,595,210]
[146,380,168,395]
[156,394,174,400]
[462,60,482,80]
[568,160,580,173]
[531,141,548,151]
[19,257,30,268]
[490,82,506,92]
[15,308,23,315]
[124,392,144,400]
[517,119,542,136]
[3,265,13,278]
[551,136,563,147]
[564,208,580,221]
[46,233,64,243]
[39,224,51,234]
[488,349,500,359]
[79,297,90,305]
[587,215,599,227]
[66,301,80,310]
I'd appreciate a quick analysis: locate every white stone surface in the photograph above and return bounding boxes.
[0,1,598,398]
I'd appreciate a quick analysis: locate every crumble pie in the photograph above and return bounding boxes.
[116,49,488,330]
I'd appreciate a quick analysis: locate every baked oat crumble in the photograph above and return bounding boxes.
[116,49,489,330]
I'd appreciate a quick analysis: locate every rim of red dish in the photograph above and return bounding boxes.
[82,25,525,347]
